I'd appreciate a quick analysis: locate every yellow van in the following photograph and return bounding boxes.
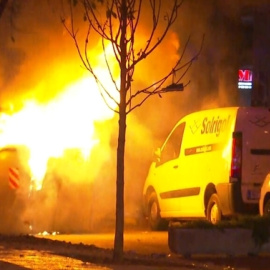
[259,173,270,216]
[143,107,270,230]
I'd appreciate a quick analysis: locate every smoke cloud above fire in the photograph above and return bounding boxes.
[0,0,241,233]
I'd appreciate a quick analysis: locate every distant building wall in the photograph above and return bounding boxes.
[239,3,270,107]
[251,4,270,107]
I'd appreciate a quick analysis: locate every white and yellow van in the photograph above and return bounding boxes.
[143,107,270,230]
[259,172,270,216]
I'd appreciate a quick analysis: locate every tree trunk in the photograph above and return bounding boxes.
[113,0,128,261]
[113,107,126,261]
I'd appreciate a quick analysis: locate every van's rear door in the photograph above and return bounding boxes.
[236,107,270,203]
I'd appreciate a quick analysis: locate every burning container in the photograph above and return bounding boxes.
[0,146,32,234]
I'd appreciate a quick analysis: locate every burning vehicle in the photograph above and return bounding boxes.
[0,145,96,234]
[0,76,117,234]
[0,146,32,234]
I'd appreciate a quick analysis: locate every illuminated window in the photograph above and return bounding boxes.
[160,122,185,164]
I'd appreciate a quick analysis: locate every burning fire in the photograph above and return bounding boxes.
[0,23,180,194]
[0,74,117,190]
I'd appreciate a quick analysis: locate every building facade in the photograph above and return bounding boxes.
[239,2,270,107]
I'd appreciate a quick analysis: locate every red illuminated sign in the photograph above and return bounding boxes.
[238,69,252,89]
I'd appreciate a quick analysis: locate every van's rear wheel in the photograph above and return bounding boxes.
[206,193,222,224]
[263,199,270,215]
[148,192,168,230]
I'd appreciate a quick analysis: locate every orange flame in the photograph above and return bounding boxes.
[0,74,117,190]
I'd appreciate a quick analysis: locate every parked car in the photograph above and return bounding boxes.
[259,173,270,216]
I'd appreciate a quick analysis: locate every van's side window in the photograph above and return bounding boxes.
[160,122,185,164]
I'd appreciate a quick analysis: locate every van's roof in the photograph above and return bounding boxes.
[184,106,270,117]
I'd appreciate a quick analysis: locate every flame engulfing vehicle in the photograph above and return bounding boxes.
[0,146,32,234]
[0,146,98,234]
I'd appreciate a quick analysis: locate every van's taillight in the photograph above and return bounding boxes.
[230,132,242,182]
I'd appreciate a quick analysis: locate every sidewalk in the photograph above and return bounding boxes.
[0,235,223,270]
[0,234,269,269]
[3,234,270,270]
[0,248,219,270]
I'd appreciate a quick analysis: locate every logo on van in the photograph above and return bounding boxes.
[250,116,270,127]
[201,116,231,137]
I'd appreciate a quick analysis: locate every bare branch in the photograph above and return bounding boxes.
[126,33,204,113]
[129,0,184,71]
[127,81,191,114]
[62,1,119,112]
[64,0,204,116]
[101,36,120,93]
[135,0,161,60]
[83,0,110,39]
[173,34,204,82]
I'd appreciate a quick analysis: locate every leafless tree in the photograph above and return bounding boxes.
[63,0,202,262]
